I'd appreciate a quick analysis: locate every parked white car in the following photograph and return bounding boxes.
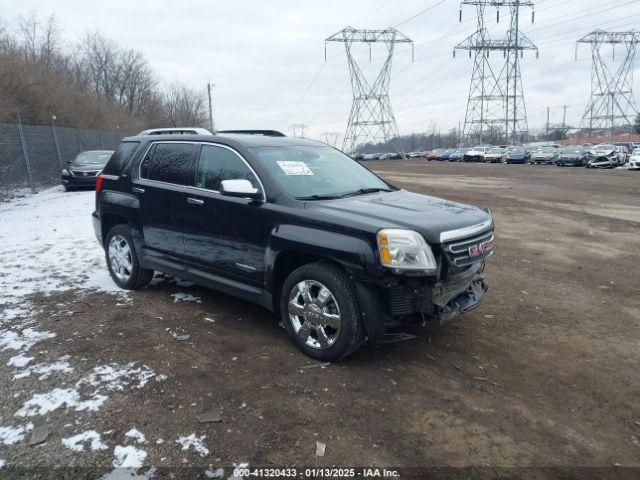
[629,149,640,170]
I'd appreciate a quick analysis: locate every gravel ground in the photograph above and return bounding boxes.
[0,162,639,479]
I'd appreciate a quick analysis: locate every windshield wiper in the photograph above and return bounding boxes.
[338,187,392,198]
[296,187,392,201]
[296,193,346,201]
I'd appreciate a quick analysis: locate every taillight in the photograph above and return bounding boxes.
[95,174,104,194]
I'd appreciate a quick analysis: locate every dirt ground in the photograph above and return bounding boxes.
[1,161,639,479]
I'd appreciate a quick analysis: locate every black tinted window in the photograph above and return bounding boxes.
[195,145,258,191]
[140,143,195,185]
[102,142,139,175]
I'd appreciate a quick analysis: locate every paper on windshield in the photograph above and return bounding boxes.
[277,161,313,176]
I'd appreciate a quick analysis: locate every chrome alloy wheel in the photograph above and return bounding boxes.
[108,234,133,282]
[288,280,342,350]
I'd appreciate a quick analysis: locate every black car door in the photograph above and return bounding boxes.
[179,143,270,287]
[133,141,196,259]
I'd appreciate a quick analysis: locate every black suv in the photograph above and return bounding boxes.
[93,132,494,361]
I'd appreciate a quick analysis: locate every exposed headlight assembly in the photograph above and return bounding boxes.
[377,229,438,274]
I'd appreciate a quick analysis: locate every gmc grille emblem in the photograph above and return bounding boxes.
[468,240,492,258]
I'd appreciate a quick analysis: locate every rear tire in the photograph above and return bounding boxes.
[105,224,154,290]
[280,262,364,362]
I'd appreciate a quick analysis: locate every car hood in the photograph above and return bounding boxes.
[532,152,554,157]
[304,190,491,244]
[593,150,614,156]
[560,154,580,158]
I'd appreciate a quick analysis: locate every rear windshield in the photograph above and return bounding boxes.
[72,151,113,166]
[102,142,140,176]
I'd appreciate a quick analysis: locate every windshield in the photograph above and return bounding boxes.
[562,148,582,154]
[594,145,614,150]
[72,151,112,166]
[510,149,525,154]
[488,148,503,154]
[536,147,555,153]
[251,145,391,199]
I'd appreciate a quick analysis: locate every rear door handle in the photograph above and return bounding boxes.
[132,187,145,194]
[187,197,204,205]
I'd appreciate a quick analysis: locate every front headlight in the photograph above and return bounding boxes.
[62,168,71,176]
[377,229,438,273]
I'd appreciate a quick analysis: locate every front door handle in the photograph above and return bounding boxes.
[132,187,145,194]
[187,197,204,206]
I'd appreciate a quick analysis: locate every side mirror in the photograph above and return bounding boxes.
[220,179,262,200]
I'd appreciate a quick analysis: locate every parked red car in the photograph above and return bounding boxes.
[427,149,445,161]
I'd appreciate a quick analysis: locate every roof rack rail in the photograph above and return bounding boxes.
[138,127,213,136]
[216,130,286,137]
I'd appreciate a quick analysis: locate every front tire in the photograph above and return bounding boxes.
[105,224,154,290]
[280,262,364,362]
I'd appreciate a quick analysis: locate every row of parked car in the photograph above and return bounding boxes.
[362,143,639,169]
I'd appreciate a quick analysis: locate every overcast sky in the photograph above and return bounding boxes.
[3,0,640,141]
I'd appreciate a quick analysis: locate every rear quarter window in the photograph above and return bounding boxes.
[101,141,140,176]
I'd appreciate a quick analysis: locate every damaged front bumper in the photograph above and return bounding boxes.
[376,261,488,329]
[433,264,488,324]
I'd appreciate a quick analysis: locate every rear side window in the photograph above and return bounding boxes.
[102,141,139,175]
[195,145,258,191]
[140,142,196,185]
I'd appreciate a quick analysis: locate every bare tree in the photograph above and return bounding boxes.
[162,84,208,127]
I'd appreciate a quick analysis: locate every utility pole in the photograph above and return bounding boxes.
[562,105,569,129]
[455,0,537,146]
[546,107,550,139]
[207,82,215,133]
[325,27,413,154]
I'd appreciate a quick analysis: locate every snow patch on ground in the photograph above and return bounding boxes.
[0,459,6,468]
[112,445,147,468]
[125,428,146,444]
[15,388,107,417]
[171,293,202,303]
[176,433,209,457]
[0,187,127,304]
[61,430,108,452]
[0,423,33,445]
[14,362,163,417]
[0,328,56,353]
[204,467,224,478]
[7,354,33,367]
[82,363,156,391]
[13,356,74,380]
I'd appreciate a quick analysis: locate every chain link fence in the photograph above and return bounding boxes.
[0,108,133,195]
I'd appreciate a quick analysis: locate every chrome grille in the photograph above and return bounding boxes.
[445,230,494,268]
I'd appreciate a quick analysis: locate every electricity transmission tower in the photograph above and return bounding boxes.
[289,123,309,138]
[576,30,640,135]
[325,27,413,154]
[322,131,341,147]
[455,1,537,145]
